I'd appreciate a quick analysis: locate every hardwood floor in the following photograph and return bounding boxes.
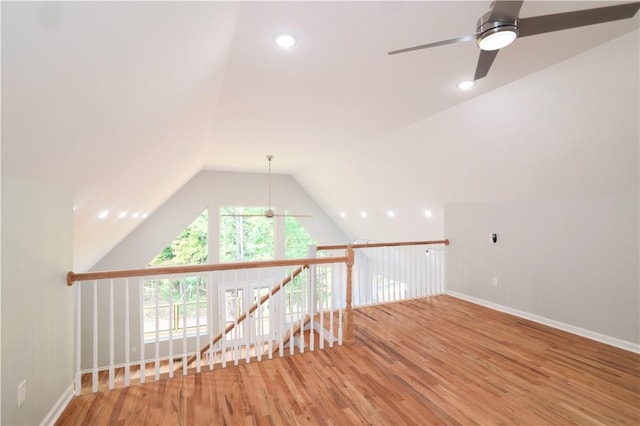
[56,295,640,425]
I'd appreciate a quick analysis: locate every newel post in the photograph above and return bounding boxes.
[344,245,355,344]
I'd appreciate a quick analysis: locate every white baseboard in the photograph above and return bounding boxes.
[446,290,640,354]
[40,383,74,426]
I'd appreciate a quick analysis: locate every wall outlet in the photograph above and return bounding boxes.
[17,380,27,408]
[492,276,498,286]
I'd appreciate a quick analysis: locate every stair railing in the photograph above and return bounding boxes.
[67,252,353,395]
[184,264,308,368]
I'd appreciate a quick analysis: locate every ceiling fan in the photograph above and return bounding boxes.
[388,1,640,81]
[221,155,312,219]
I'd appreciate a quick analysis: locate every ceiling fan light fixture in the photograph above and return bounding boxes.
[477,25,519,51]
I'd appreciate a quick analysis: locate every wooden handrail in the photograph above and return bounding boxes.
[66,256,346,286]
[317,239,449,251]
[184,264,309,368]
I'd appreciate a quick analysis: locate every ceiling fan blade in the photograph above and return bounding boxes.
[221,214,267,217]
[518,2,640,38]
[278,214,313,218]
[388,34,475,55]
[474,49,499,81]
[489,1,524,21]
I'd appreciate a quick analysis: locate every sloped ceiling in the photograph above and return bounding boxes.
[1,1,638,270]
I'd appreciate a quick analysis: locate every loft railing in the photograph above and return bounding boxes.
[317,239,449,307]
[67,254,353,395]
[66,239,448,395]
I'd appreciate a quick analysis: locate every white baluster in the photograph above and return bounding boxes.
[245,280,251,364]
[168,279,174,378]
[435,249,440,294]
[418,246,424,297]
[195,277,202,373]
[74,283,81,396]
[427,247,432,295]
[433,249,438,294]
[109,279,115,390]
[384,246,390,303]
[208,272,214,371]
[440,249,445,294]
[299,269,305,354]
[139,278,145,384]
[407,246,420,297]
[289,271,295,356]
[368,252,372,305]
[338,265,343,345]
[319,265,325,350]
[124,278,130,387]
[309,262,315,352]
[154,280,160,381]
[220,282,227,368]
[181,277,187,376]
[278,273,284,358]
[233,271,239,366]
[256,285,263,363]
[425,246,430,297]
[233,290,239,367]
[92,280,98,393]
[267,280,273,360]
[329,272,334,348]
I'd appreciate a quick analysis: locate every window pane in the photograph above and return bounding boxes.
[220,207,274,262]
[149,210,208,266]
[285,214,317,258]
[144,306,171,333]
[225,289,243,322]
[177,302,208,328]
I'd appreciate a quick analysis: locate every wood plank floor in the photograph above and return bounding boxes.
[56,295,640,425]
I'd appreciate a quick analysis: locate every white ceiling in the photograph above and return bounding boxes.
[2,1,638,270]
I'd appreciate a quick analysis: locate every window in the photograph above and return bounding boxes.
[285,213,317,258]
[219,207,274,262]
[142,277,207,338]
[144,210,208,339]
[149,210,208,266]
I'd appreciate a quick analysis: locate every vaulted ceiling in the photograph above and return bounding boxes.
[2,1,638,270]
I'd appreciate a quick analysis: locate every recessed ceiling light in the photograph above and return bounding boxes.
[118,211,128,219]
[132,212,140,219]
[458,80,474,90]
[141,213,148,219]
[98,210,109,219]
[275,34,296,49]
[387,210,395,217]
[340,212,346,218]
[360,211,367,218]
[424,210,433,217]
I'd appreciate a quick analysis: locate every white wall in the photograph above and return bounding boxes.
[441,31,639,350]
[445,197,639,348]
[1,175,74,425]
